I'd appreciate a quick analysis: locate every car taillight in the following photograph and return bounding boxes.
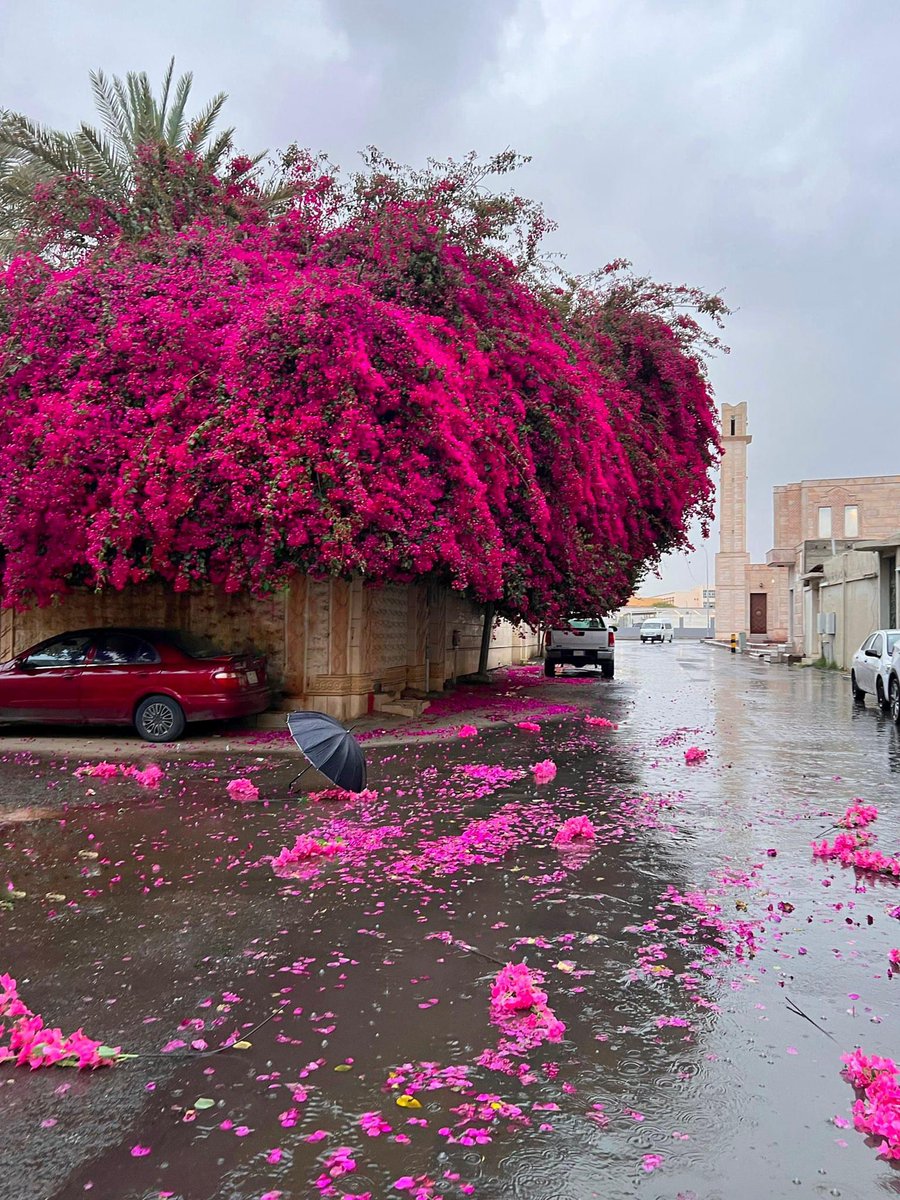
[608,630,615,647]
[545,630,553,648]
[212,669,238,681]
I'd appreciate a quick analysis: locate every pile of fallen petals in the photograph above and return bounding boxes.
[226,777,259,802]
[584,715,617,729]
[842,1049,900,1161]
[0,973,120,1069]
[271,835,344,873]
[391,804,553,880]
[488,962,566,1053]
[683,746,707,765]
[531,759,557,784]
[460,764,526,787]
[309,788,379,803]
[74,761,164,788]
[553,815,597,847]
[838,800,879,829]
[812,803,900,877]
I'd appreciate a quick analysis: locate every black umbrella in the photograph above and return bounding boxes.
[285,711,367,793]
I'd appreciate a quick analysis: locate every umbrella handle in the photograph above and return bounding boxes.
[287,762,313,791]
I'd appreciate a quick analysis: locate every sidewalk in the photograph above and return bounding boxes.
[0,662,608,760]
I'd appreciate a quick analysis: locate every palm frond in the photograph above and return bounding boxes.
[76,124,128,192]
[185,93,228,153]
[201,127,236,172]
[163,68,192,145]
[0,112,85,178]
[89,69,132,154]
[111,75,137,152]
[125,70,157,146]
[157,57,175,124]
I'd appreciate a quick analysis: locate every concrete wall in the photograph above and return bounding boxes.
[816,551,880,667]
[0,576,542,721]
[0,583,289,682]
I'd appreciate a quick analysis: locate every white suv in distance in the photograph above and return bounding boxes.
[640,619,674,644]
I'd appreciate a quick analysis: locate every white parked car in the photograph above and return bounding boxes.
[851,629,900,710]
[640,619,674,644]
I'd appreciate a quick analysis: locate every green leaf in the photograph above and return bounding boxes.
[194,1097,215,1110]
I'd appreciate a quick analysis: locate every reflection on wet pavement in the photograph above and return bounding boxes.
[3,643,900,1199]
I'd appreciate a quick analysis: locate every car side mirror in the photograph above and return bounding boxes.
[610,625,618,632]
[866,648,881,657]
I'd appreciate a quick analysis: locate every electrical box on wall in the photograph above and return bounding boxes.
[817,612,837,635]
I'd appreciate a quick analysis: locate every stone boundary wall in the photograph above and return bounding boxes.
[0,576,541,720]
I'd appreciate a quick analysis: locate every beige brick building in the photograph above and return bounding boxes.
[715,402,900,653]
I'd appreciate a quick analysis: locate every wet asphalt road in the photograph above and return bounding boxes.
[3,642,900,1200]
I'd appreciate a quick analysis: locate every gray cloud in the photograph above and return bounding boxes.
[2,0,898,590]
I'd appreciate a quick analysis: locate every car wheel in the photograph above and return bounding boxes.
[135,695,186,742]
[601,661,614,679]
[877,679,890,712]
[544,658,556,678]
[851,672,865,704]
[891,678,900,725]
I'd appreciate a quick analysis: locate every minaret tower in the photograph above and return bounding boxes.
[714,402,751,638]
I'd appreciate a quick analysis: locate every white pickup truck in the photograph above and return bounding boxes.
[543,617,616,678]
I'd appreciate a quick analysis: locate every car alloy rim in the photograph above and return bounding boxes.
[143,702,174,737]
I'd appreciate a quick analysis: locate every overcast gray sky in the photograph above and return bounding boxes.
[3,0,897,594]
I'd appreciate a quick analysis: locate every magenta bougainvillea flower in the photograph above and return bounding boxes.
[553,815,596,846]
[226,777,259,802]
[0,154,719,622]
[813,803,900,877]
[531,759,557,784]
[0,973,121,1069]
[842,1048,900,1160]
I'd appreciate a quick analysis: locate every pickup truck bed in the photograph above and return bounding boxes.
[544,618,615,678]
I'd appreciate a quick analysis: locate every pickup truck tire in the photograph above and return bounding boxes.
[601,661,614,679]
[544,658,556,677]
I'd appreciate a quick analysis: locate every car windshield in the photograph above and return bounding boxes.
[567,618,605,630]
[169,631,228,659]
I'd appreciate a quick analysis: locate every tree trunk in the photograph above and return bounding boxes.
[476,602,495,679]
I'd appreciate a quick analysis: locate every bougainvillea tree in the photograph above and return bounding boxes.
[0,86,726,623]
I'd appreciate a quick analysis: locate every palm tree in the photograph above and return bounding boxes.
[0,59,287,258]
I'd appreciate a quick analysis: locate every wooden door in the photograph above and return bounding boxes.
[750,593,768,635]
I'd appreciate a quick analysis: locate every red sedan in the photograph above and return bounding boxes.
[0,628,271,741]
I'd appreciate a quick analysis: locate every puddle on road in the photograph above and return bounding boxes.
[3,651,900,1200]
